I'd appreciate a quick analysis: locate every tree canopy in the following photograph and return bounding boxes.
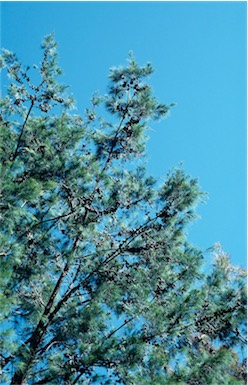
[0,34,246,385]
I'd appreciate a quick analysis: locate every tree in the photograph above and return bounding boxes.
[0,34,246,385]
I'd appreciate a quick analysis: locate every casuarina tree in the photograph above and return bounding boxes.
[0,34,246,385]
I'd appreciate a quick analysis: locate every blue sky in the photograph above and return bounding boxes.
[1,1,246,267]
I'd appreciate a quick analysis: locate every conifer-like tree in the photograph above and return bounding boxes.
[0,35,246,385]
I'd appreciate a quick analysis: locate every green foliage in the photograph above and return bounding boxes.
[0,34,246,385]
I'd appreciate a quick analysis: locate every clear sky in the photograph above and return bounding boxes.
[1,1,246,268]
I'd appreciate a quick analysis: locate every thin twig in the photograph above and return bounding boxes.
[11,100,35,163]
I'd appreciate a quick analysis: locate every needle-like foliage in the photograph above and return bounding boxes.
[0,34,246,385]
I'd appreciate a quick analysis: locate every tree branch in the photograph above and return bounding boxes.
[11,99,35,163]
[10,237,80,384]
[41,216,158,327]
[104,317,135,341]
[10,79,46,166]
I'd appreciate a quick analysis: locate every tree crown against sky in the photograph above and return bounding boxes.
[0,34,246,385]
